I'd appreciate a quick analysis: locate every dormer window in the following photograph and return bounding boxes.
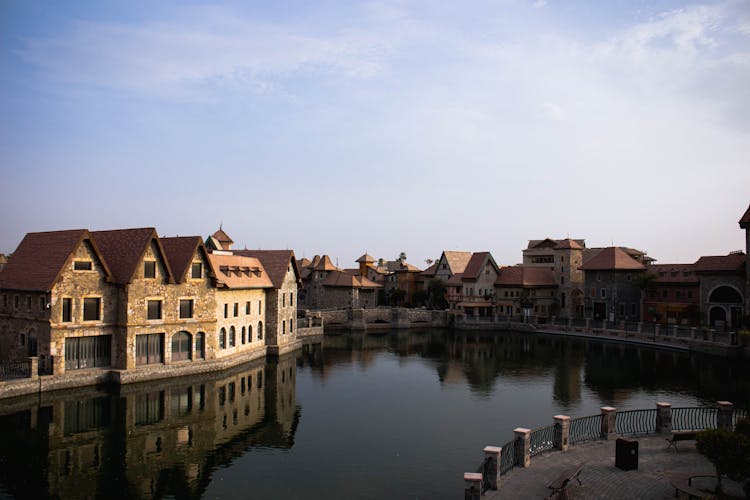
[144,261,156,279]
[74,261,92,271]
[191,262,202,279]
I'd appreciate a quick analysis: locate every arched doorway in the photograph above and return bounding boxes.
[195,332,205,359]
[172,331,192,362]
[708,285,744,329]
[709,307,726,327]
[709,286,743,304]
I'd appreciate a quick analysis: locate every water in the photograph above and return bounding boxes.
[0,329,747,499]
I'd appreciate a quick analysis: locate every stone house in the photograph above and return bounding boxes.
[207,251,271,360]
[298,255,339,309]
[318,270,381,309]
[448,252,499,317]
[523,238,586,319]
[434,251,472,283]
[642,263,700,325]
[581,247,645,322]
[693,252,746,329]
[494,265,557,318]
[233,249,301,355]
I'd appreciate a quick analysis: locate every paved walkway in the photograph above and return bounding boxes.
[485,435,746,499]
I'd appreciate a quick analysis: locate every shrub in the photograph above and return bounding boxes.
[696,428,750,490]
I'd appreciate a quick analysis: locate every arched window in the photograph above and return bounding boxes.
[709,286,743,303]
[241,326,246,345]
[219,328,226,349]
[248,325,253,342]
[172,331,192,362]
[195,332,205,359]
[229,326,236,347]
[257,322,263,340]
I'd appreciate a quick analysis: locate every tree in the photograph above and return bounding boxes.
[398,252,407,262]
[426,278,448,310]
[633,271,658,322]
[425,258,433,267]
[696,428,750,492]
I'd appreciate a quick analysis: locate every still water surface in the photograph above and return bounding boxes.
[0,330,748,499]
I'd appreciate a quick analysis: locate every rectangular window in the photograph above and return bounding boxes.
[619,303,625,316]
[136,333,164,366]
[2,294,6,308]
[74,261,92,271]
[290,319,293,332]
[258,300,262,314]
[83,298,101,321]
[282,294,286,307]
[179,299,194,319]
[631,303,637,315]
[191,262,202,279]
[144,261,156,279]
[147,300,162,320]
[62,298,72,323]
[290,293,294,307]
[26,296,32,310]
[39,296,46,312]
[600,289,606,299]
[14,295,19,309]
[233,303,238,317]
[687,291,693,299]
[245,301,250,315]
[224,303,228,318]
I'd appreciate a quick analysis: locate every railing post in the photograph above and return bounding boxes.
[29,356,38,380]
[463,472,482,500]
[654,324,660,337]
[717,401,734,431]
[514,427,531,467]
[600,407,617,440]
[483,446,501,490]
[656,402,672,433]
[554,415,571,451]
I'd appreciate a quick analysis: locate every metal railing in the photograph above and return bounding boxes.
[0,361,31,381]
[569,414,602,444]
[475,456,494,493]
[672,407,716,430]
[616,409,657,435]
[529,424,556,456]
[498,439,516,474]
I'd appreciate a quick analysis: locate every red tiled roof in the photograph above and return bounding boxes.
[323,269,382,288]
[311,255,339,271]
[356,253,376,263]
[554,238,584,250]
[580,247,645,271]
[160,236,204,283]
[212,228,233,244]
[740,203,750,228]
[446,273,464,286]
[91,228,172,284]
[693,253,746,273]
[495,266,556,286]
[527,238,586,250]
[462,252,498,280]
[207,253,273,289]
[420,262,438,277]
[647,263,699,284]
[234,249,298,288]
[0,229,111,291]
[297,258,312,268]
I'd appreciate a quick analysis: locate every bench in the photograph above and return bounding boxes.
[666,472,716,499]
[545,463,584,500]
[666,430,700,451]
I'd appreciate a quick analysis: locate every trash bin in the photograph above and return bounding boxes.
[615,437,638,470]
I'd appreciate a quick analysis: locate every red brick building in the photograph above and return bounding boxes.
[642,263,699,325]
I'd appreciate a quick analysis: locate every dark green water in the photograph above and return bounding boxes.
[0,330,747,499]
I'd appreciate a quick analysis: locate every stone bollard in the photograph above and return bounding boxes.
[717,401,734,431]
[463,472,482,500]
[554,415,571,451]
[29,356,38,380]
[514,428,531,467]
[656,402,672,433]
[600,407,617,440]
[483,446,502,490]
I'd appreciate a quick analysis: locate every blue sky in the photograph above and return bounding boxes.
[1,0,749,268]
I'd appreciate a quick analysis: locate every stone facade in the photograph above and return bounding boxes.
[583,270,643,322]
[523,239,586,318]
[214,288,266,359]
[265,263,299,350]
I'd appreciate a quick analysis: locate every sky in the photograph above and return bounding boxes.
[1,0,749,269]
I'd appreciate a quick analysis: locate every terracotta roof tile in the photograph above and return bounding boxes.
[212,228,233,244]
[495,266,556,286]
[311,255,339,271]
[160,236,205,283]
[356,253,376,263]
[297,258,312,268]
[580,247,645,271]
[233,249,298,288]
[554,238,584,250]
[91,228,172,284]
[420,262,438,277]
[648,263,699,283]
[323,269,382,288]
[693,253,746,273]
[462,252,498,280]
[207,254,273,289]
[528,238,586,250]
[0,229,111,291]
[442,251,473,274]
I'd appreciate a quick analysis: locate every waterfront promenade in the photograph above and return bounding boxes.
[486,436,745,499]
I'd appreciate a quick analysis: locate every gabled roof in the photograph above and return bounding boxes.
[462,252,499,280]
[212,228,233,244]
[91,228,174,284]
[311,255,339,271]
[297,258,312,268]
[323,270,382,288]
[160,236,207,283]
[234,249,299,288]
[440,251,472,275]
[495,266,557,287]
[310,255,321,268]
[693,253,746,273]
[527,238,585,250]
[580,247,645,271]
[740,203,750,229]
[0,229,112,292]
[207,253,273,289]
[420,262,438,277]
[356,253,376,263]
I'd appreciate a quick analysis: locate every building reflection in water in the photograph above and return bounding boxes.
[0,354,299,500]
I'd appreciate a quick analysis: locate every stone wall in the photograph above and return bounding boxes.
[214,288,265,359]
[699,273,746,328]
